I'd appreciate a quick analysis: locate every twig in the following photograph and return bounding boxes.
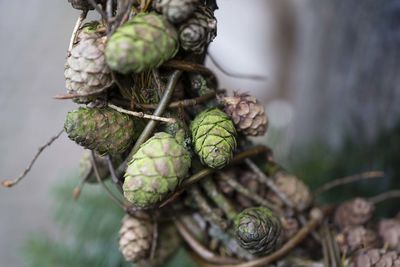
[88,0,108,20]
[150,221,158,260]
[163,59,213,75]
[108,103,176,123]
[245,159,295,209]
[218,172,280,212]
[369,190,400,205]
[53,81,114,99]
[315,171,385,196]
[191,186,229,230]
[72,168,92,200]
[91,151,125,209]
[202,209,324,267]
[2,129,64,188]
[207,53,267,81]
[201,179,237,220]
[159,146,269,207]
[139,92,217,109]
[175,219,240,265]
[68,11,88,56]
[106,155,123,193]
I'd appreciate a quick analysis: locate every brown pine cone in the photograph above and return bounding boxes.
[280,216,299,241]
[378,219,400,251]
[334,198,374,229]
[336,226,379,254]
[268,172,312,211]
[221,92,268,136]
[119,215,153,263]
[354,249,400,267]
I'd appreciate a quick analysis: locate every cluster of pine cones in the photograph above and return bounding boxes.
[60,0,399,266]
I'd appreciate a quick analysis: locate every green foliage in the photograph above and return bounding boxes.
[22,179,196,267]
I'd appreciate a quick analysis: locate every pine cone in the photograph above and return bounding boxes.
[123,132,191,208]
[234,207,282,255]
[136,223,182,267]
[221,93,268,136]
[65,22,112,103]
[119,215,153,263]
[105,13,178,74]
[354,249,400,267]
[280,216,299,241]
[190,108,236,169]
[334,198,374,229]
[336,226,379,254]
[178,6,217,53]
[378,219,400,251]
[270,172,312,211]
[154,0,200,24]
[64,107,141,155]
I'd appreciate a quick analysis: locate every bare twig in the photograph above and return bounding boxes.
[91,151,125,209]
[218,172,280,212]
[2,129,64,188]
[163,59,213,75]
[106,155,123,193]
[207,53,267,81]
[108,103,176,123]
[175,219,240,265]
[88,0,107,20]
[315,171,385,196]
[68,11,88,56]
[139,92,217,109]
[245,159,295,208]
[369,190,400,205]
[53,81,114,100]
[72,168,93,200]
[150,221,158,260]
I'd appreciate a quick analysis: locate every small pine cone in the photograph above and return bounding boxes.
[65,22,112,103]
[123,132,191,208]
[354,249,400,267]
[221,93,268,136]
[378,219,400,251]
[154,0,200,24]
[336,226,379,254]
[136,223,182,267]
[270,172,312,211]
[178,6,217,53]
[119,215,153,263]
[64,107,142,155]
[190,108,236,169]
[105,13,178,74]
[334,198,374,229]
[234,207,282,255]
[280,216,300,241]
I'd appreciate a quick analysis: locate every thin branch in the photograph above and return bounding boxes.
[163,59,213,75]
[315,171,385,196]
[175,219,240,265]
[91,151,125,209]
[139,92,217,109]
[68,11,88,56]
[88,0,108,20]
[2,129,64,188]
[150,221,158,260]
[369,190,400,205]
[53,81,114,100]
[218,172,280,212]
[207,53,267,81]
[108,103,176,123]
[106,155,123,194]
[72,168,92,200]
[245,159,294,209]
[202,209,323,267]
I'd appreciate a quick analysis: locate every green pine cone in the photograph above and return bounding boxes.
[64,107,141,155]
[190,108,236,169]
[123,132,191,208]
[234,207,282,255]
[105,13,179,74]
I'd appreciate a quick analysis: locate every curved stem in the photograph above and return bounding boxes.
[369,190,400,205]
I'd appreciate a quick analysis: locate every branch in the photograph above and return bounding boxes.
[67,11,88,56]
[368,190,400,205]
[88,0,107,20]
[139,91,217,109]
[108,103,176,123]
[175,219,240,265]
[53,81,114,100]
[2,129,64,188]
[163,59,213,75]
[314,171,384,196]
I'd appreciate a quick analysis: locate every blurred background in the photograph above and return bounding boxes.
[1,0,399,266]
